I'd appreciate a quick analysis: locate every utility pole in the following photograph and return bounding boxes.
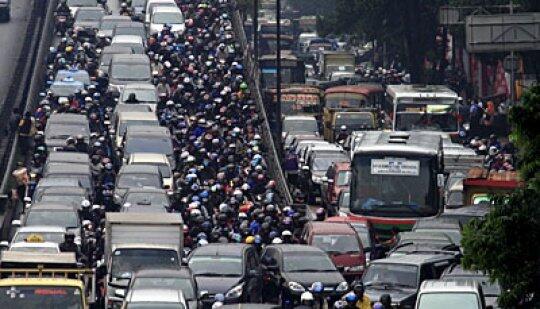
[253,0,259,63]
[509,0,515,104]
[276,0,282,147]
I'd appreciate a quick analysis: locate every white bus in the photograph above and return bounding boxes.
[384,84,460,134]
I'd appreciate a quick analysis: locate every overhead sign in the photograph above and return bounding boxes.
[371,158,420,176]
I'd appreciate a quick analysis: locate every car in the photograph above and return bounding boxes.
[128,153,173,189]
[44,114,90,150]
[0,0,11,21]
[188,243,263,305]
[111,104,153,129]
[302,149,348,203]
[128,268,201,309]
[119,83,158,110]
[261,244,348,304]
[415,279,493,309]
[396,231,457,249]
[301,221,367,280]
[120,187,171,213]
[8,241,60,254]
[10,226,67,245]
[282,115,319,136]
[110,35,146,54]
[121,289,188,309]
[362,254,459,308]
[20,202,81,237]
[325,215,375,262]
[144,0,177,25]
[31,178,83,202]
[42,164,93,194]
[115,164,163,201]
[112,22,147,41]
[33,186,89,209]
[73,6,106,33]
[114,111,159,148]
[45,151,90,166]
[98,46,134,72]
[122,129,174,167]
[412,218,463,246]
[440,204,490,225]
[149,6,185,35]
[97,15,132,38]
[321,161,351,212]
[441,264,501,308]
[66,0,98,15]
[54,69,91,85]
[128,0,147,21]
[49,79,85,98]
[108,54,151,93]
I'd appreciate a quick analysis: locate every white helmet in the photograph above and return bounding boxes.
[301,291,314,302]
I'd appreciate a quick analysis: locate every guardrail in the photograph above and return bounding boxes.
[230,1,293,206]
[0,0,58,240]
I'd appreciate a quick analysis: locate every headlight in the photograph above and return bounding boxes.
[225,283,243,299]
[347,265,364,272]
[288,281,305,293]
[336,281,349,292]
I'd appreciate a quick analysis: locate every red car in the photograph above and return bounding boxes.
[325,216,375,263]
[321,162,351,214]
[301,221,366,280]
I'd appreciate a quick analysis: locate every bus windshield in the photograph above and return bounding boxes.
[0,286,83,309]
[395,98,458,132]
[350,155,438,217]
[326,93,369,109]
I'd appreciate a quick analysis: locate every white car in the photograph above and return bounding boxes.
[128,153,174,190]
[122,289,188,308]
[9,242,60,254]
[149,6,185,35]
[144,0,176,25]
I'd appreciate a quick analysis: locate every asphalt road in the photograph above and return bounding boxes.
[0,0,35,111]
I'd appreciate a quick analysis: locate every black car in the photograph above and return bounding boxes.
[0,0,10,21]
[187,243,262,306]
[362,254,459,308]
[261,244,349,305]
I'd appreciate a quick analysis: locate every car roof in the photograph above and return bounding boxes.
[152,6,182,13]
[29,202,78,211]
[48,113,87,124]
[134,267,193,279]
[129,153,168,163]
[283,115,317,121]
[118,111,158,120]
[399,231,453,242]
[101,45,134,54]
[112,34,144,43]
[37,177,81,187]
[129,288,185,303]
[115,22,146,29]
[191,243,250,257]
[40,186,87,195]
[9,242,60,249]
[15,226,66,233]
[268,244,325,254]
[413,218,462,230]
[308,221,357,235]
[125,187,167,195]
[370,253,453,266]
[419,279,480,293]
[76,6,105,13]
[119,164,160,174]
[47,151,89,163]
[126,126,169,136]
[123,83,157,91]
[101,15,131,22]
[111,53,149,63]
[441,264,487,277]
[45,164,91,174]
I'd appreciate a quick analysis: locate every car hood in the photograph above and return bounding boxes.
[282,271,344,288]
[365,286,416,304]
[194,276,242,294]
[97,29,114,38]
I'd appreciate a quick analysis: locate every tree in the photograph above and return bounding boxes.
[462,85,540,308]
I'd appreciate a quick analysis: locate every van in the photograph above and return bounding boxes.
[115,111,159,148]
[128,153,174,190]
[149,6,185,35]
[415,279,492,309]
[144,0,176,25]
[108,54,151,93]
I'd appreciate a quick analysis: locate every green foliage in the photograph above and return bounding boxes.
[462,85,540,307]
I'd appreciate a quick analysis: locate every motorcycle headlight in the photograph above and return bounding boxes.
[225,283,243,299]
[336,281,349,292]
[288,281,305,293]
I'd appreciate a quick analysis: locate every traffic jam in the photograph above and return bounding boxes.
[0,0,517,309]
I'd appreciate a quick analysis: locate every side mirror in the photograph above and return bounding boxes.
[0,241,9,249]
[11,220,21,227]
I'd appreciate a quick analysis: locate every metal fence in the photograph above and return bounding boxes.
[230,1,293,206]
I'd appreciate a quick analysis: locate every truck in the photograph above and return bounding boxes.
[104,212,183,308]
[462,167,522,206]
[0,251,96,308]
[318,51,355,81]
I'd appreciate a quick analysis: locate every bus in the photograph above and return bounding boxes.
[384,84,460,134]
[348,131,444,237]
[324,85,385,111]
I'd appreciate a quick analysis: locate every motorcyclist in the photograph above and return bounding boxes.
[342,281,371,309]
[295,291,315,308]
[75,134,89,153]
[55,0,70,15]
[59,232,84,261]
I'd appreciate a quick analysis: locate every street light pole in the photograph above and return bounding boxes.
[276,0,282,147]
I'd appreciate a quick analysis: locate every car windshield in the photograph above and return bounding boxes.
[13,232,65,244]
[26,211,78,228]
[111,64,150,80]
[131,0,146,6]
[121,89,157,103]
[363,263,418,288]
[350,223,371,250]
[39,195,84,206]
[125,193,168,206]
[0,286,83,309]
[67,0,97,7]
[114,26,146,38]
[127,303,184,309]
[132,278,195,299]
[125,137,173,155]
[46,124,88,140]
[336,171,351,186]
[417,293,479,309]
[188,256,243,277]
[132,162,171,177]
[111,249,179,278]
[152,12,184,24]
[10,246,59,253]
[117,173,161,188]
[312,155,348,171]
[47,175,91,190]
[76,10,103,21]
[119,120,158,136]
[312,235,360,254]
[283,118,318,133]
[283,252,336,272]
